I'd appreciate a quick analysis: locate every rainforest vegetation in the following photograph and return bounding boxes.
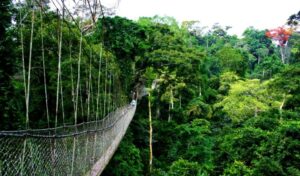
[1,0,300,175]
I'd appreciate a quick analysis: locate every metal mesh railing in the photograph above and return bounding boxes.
[0,104,136,176]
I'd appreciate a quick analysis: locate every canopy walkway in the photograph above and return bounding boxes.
[0,1,139,175]
[0,104,136,176]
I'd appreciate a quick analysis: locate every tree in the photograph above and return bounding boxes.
[287,11,300,28]
[270,64,300,113]
[222,161,253,176]
[266,27,293,64]
[102,131,144,176]
[168,159,201,176]
[242,27,274,66]
[215,79,281,123]
[252,55,284,79]
[0,0,15,130]
[216,46,247,76]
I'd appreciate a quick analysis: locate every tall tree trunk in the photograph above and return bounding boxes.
[280,46,286,64]
[168,89,173,122]
[171,89,174,109]
[156,104,160,119]
[156,89,160,118]
[168,103,171,122]
[199,84,202,96]
[148,92,153,174]
[279,94,286,120]
[179,94,182,108]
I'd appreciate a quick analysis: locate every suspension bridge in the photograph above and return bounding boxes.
[0,105,136,176]
[0,0,138,175]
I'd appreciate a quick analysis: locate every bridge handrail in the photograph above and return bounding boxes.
[0,105,133,138]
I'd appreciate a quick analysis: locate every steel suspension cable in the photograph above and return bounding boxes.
[74,9,83,125]
[69,41,76,117]
[87,51,92,121]
[19,1,28,129]
[89,50,96,120]
[103,56,108,116]
[96,44,103,120]
[39,4,50,128]
[26,4,35,129]
[19,3,27,176]
[60,1,66,125]
[55,7,63,128]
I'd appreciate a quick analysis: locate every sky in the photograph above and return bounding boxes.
[101,0,300,36]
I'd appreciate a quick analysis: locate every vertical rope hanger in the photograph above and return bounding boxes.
[96,44,103,120]
[91,69,96,120]
[69,39,76,116]
[39,1,50,128]
[25,1,35,129]
[108,71,112,113]
[55,6,63,127]
[87,50,92,122]
[60,0,66,125]
[103,56,108,116]
[89,51,96,121]
[89,50,96,121]
[19,2,27,175]
[19,1,27,120]
[85,48,90,168]
[74,16,83,125]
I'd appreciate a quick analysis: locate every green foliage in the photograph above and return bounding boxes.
[168,119,213,172]
[103,131,143,176]
[215,79,281,123]
[168,159,201,176]
[2,5,300,175]
[223,160,253,176]
[216,46,247,75]
[252,55,284,79]
[218,71,240,95]
[0,0,16,130]
[185,97,212,119]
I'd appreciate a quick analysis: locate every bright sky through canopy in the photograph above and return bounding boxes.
[109,0,300,36]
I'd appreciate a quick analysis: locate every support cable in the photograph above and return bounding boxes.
[39,3,50,128]
[26,3,35,129]
[55,7,63,128]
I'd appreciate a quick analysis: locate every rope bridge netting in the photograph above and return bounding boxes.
[0,105,136,176]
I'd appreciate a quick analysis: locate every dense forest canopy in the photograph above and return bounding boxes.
[0,1,300,175]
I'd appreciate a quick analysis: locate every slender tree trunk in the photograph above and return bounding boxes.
[279,94,286,120]
[168,89,173,122]
[148,92,153,174]
[179,94,182,109]
[206,38,208,52]
[168,103,171,122]
[171,89,174,109]
[280,46,286,64]
[199,84,202,96]
[155,89,160,118]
